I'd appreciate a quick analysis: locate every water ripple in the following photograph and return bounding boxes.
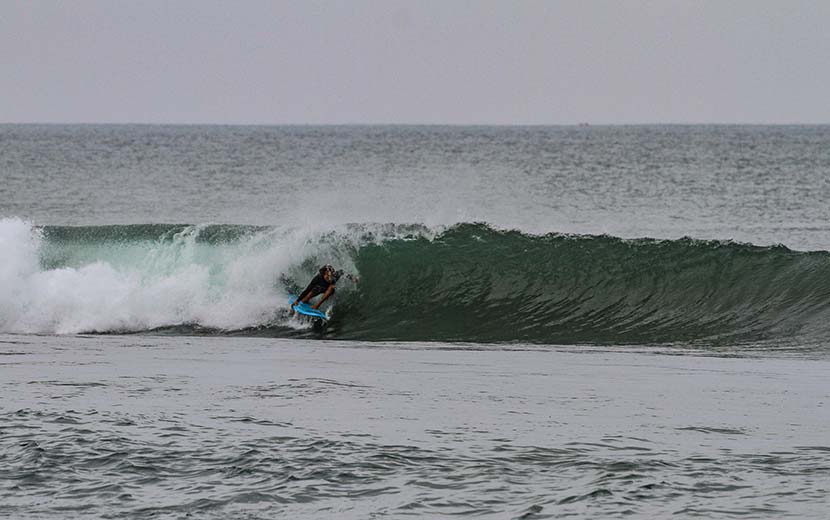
[1,408,828,518]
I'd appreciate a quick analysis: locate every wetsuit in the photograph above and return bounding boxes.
[297,272,340,302]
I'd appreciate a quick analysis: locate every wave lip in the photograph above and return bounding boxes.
[3,217,830,348]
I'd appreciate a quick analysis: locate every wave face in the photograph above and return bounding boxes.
[341,224,830,345]
[3,217,830,346]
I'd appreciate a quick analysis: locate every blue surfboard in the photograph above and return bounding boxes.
[288,295,328,321]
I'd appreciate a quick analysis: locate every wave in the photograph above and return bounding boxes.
[3,217,830,347]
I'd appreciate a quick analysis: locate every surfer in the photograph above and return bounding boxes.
[291,264,356,310]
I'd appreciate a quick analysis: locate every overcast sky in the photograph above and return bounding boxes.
[2,0,829,125]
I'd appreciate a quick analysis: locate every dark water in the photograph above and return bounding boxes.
[4,124,830,248]
[2,335,829,519]
[2,125,830,518]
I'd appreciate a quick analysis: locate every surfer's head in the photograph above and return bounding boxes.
[320,264,336,281]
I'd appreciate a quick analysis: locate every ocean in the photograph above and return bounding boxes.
[1,124,829,518]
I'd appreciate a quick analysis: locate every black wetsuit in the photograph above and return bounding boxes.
[297,272,339,302]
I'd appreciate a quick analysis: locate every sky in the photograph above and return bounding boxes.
[2,0,829,125]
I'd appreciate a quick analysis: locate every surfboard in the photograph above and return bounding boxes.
[288,295,328,321]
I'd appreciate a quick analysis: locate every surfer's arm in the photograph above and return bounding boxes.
[332,269,360,284]
[295,276,319,305]
[311,284,335,309]
[294,289,310,306]
[338,271,359,283]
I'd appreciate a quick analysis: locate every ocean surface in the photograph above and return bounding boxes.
[2,124,830,518]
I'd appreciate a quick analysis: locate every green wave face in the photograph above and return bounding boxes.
[334,224,830,345]
[13,221,830,346]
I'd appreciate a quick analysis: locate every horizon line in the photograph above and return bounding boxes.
[2,121,830,127]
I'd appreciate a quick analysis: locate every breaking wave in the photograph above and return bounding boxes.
[3,217,830,347]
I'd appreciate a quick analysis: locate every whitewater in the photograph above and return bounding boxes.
[2,124,830,518]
